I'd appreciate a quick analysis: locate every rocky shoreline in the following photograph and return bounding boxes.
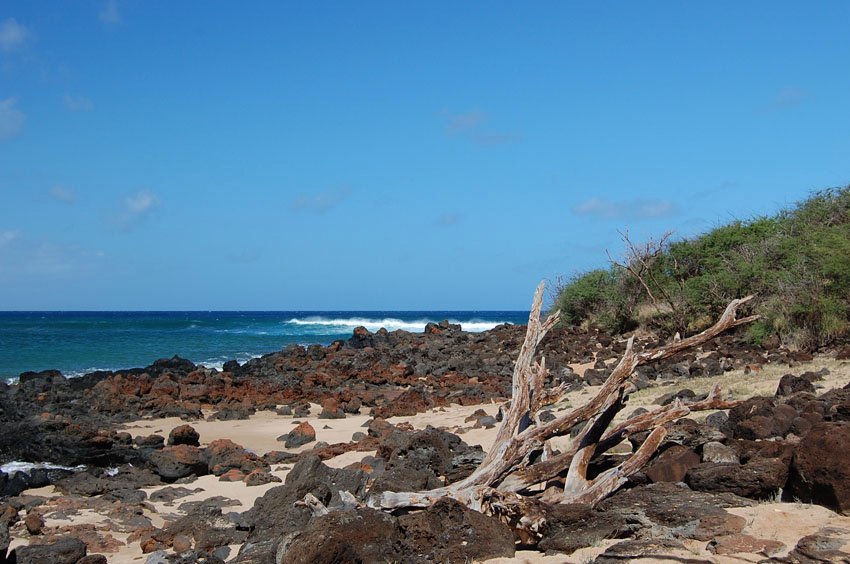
[2,322,850,562]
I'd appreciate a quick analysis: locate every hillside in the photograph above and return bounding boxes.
[553,185,850,349]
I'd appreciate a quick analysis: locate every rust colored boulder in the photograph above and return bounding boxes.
[645,445,700,483]
[24,511,44,535]
[167,424,200,447]
[787,421,850,514]
[149,444,208,481]
[398,498,515,561]
[687,457,789,500]
[282,422,316,449]
[207,438,266,476]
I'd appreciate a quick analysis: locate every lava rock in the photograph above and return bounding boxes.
[787,422,850,514]
[149,445,208,481]
[168,425,201,447]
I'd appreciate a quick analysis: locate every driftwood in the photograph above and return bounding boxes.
[357,282,758,535]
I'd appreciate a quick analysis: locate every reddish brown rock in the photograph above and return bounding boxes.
[172,534,192,552]
[218,469,246,482]
[787,422,850,514]
[708,534,785,555]
[148,444,208,480]
[645,445,700,483]
[687,457,789,500]
[24,511,44,535]
[167,424,200,447]
[319,398,345,419]
[207,438,267,476]
[244,470,282,486]
[283,422,316,448]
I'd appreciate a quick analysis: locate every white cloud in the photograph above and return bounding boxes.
[0,18,29,52]
[99,0,121,24]
[572,197,676,220]
[292,187,350,214]
[445,111,486,135]
[63,95,94,112]
[0,230,20,248]
[49,186,76,203]
[125,190,158,213]
[771,87,806,110]
[441,109,520,146]
[110,189,160,229]
[0,233,104,277]
[0,98,25,141]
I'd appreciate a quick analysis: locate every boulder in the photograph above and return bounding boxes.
[644,445,700,483]
[281,422,316,449]
[537,503,629,554]
[596,482,754,542]
[702,441,739,464]
[12,536,87,564]
[686,457,788,500]
[167,425,200,447]
[24,511,44,535]
[149,445,208,481]
[318,399,345,419]
[278,508,404,563]
[235,456,368,563]
[397,498,515,561]
[244,470,281,487]
[135,434,165,449]
[787,422,850,514]
[206,439,266,476]
[707,534,785,556]
[775,373,817,397]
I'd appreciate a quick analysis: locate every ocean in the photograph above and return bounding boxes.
[0,311,528,381]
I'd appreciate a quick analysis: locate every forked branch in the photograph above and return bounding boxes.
[365,282,757,537]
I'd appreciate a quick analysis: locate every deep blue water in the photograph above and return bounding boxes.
[0,311,528,381]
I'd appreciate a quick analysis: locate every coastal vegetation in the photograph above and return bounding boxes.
[552,185,850,349]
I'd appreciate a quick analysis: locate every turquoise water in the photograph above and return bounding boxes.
[0,311,527,380]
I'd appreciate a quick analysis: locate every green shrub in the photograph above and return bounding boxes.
[552,185,850,347]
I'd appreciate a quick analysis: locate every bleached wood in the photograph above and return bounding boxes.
[367,283,757,538]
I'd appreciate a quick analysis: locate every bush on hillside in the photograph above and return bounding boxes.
[553,185,850,349]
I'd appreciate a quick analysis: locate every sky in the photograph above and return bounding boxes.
[1,2,849,310]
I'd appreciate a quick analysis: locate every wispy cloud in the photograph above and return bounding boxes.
[435,213,462,226]
[769,87,806,110]
[441,110,520,147]
[63,95,94,112]
[291,187,350,214]
[0,231,104,277]
[0,98,25,142]
[572,197,676,220]
[99,0,121,25]
[0,230,21,248]
[49,186,76,203]
[445,111,486,135]
[110,189,160,229]
[0,18,30,52]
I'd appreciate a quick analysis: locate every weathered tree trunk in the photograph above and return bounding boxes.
[359,282,757,535]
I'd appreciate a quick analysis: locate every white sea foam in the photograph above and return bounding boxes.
[286,317,508,333]
[198,353,263,371]
[62,367,115,378]
[1,461,85,476]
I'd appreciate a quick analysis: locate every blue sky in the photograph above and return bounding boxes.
[1,2,849,310]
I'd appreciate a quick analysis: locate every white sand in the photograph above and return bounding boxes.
[8,356,850,562]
